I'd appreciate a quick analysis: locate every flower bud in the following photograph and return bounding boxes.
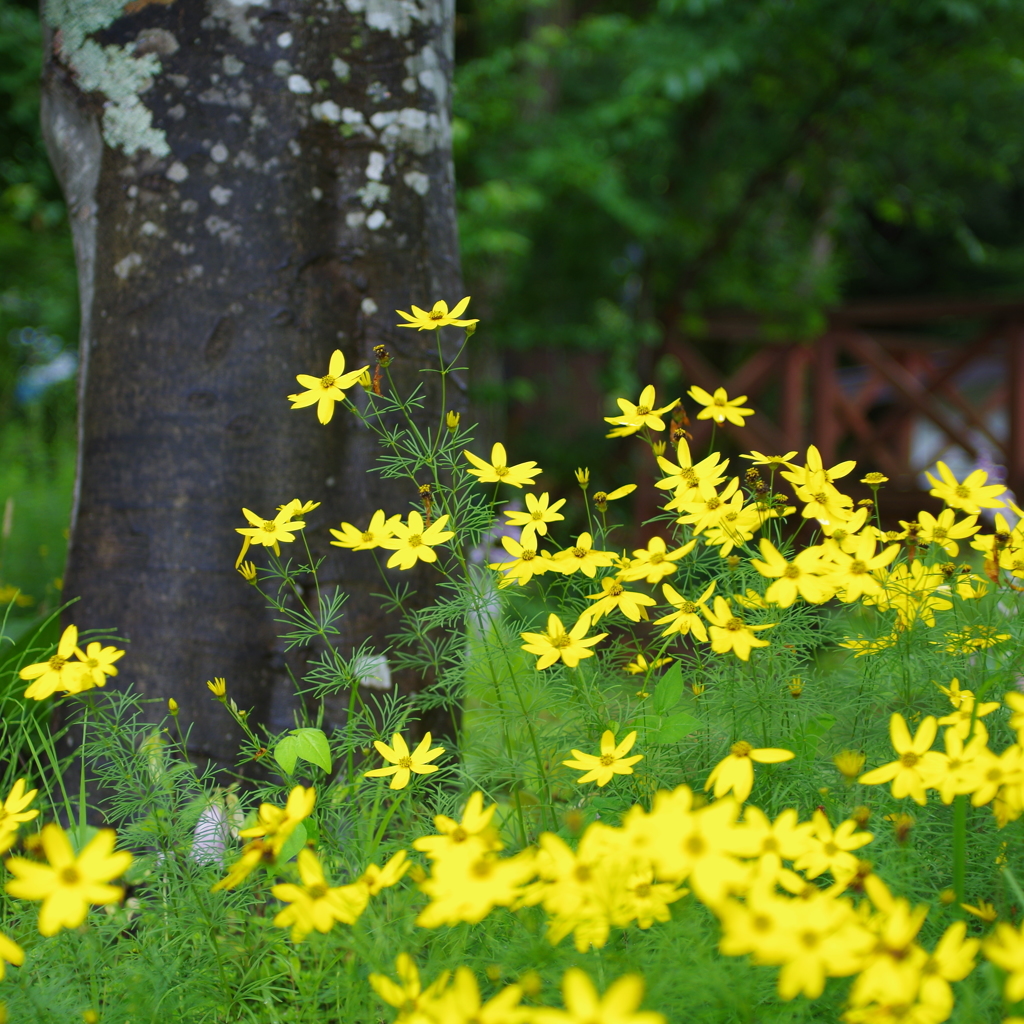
[207,677,227,700]
[373,344,392,367]
[168,698,179,717]
[237,561,258,583]
[357,368,373,392]
[446,410,460,432]
[787,677,804,698]
[464,321,477,337]
[575,467,590,491]
[651,440,666,456]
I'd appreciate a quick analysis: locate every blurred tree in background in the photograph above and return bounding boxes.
[5,0,1024,626]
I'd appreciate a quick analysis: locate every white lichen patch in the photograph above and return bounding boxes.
[210,186,233,206]
[140,220,165,237]
[207,0,265,46]
[366,209,387,230]
[369,107,446,155]
[332,57,351,81]
[403,170,429,195]
[287,75,313,94]
[404,43,446,106]
[47,0,170,157]
[276,31,293,47]
[361,297,378,315]
[166,161,189,182]
[205,215,241,244]
[222,54,245,76]
[345,211,366,227]
[210,143,229,163]
[311,100,342,123]
[343,0,438,38]
[366,151,386,181]
[311,187,323,200]
[357,181,390,207]
[114,252,143,279]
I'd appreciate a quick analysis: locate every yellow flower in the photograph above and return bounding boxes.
[838,632,898,657]
[369,953,450,1023]
[207,677,227,698]
[235,504,306,566]
[793,810,873,881]
[0,930,23,981]
[360,849,410,895]
[585,577,658,623]
[378,511,455,570]
[413,792,501,860]
[822,534,899,602]
[464,443,541,488]
[329,509,401,551]
[833,750,866,781]
[859,714,942,805]
[533,967,665,1024]
[436,967,526,1024]
[520,613,607,670]
[0,780,39,854]
[624,654,672,675]
[396,295,479,331]
[750,539,834,607]
[961,900,998,922]
[5,824,132,936]
[925,460,1006,513]
[287,349,369,424]
[238,785,317,856]
[503,492,566,545]
[446,410,461,431]
[364,732,445,789]
[702,596,774,660]
[271,848,360,941]
[914,508,979,556]
[237,560,258,582]
[984,921,1024,1002]
[654,581,715,641]
[562,730,643,786]
[575,467,590,489]
[604,384,679,437]
[19,624,88,700]
[593,483,636,511]
[740,451,798,468]
[550,533,616,577]
[687,385,754,426]
[704,741,793,802]
[618,536,696,584]
[488,534,555,588]
[860,472,888,486]
[72,640,125,692]
[937,625,1010,655]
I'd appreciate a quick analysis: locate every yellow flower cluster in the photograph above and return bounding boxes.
[858,690,1024,823]
[370,955,663,1024]
[18,624,125,701]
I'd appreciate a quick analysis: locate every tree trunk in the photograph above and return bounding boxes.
[40,0,461,765]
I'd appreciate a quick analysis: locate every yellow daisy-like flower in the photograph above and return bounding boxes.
[603,384,679,438]
[704,741,794,803]
[740,450,798,468]
[533,967,665,1024]
[503,492,566,546]
[5,824,132,936]
[687,386,754,426]
[238,785,317,856]
[0,929,23,980]
[624,654,672,675]
[550,532,616,577]
[463,443,541,489]
[914,508,979,556]
[702,596,774,660]
[329,509,401,551]
[838,633,898,657]
[271,848,358,941]
[487,533,554,588]
[71,641,125,693]
[378,511,455,570]
[618,536,696,584]
[562,730,643,786]
[925,460,1006,514]
[0,780,39,855]
[858,714,942,806]
[937,625,1010,655]
[369,953,450,1022]
[585,577,658,623]
[654,581,715,641]
[520,613,608,670]
[364,732,445,790]
[287,350,369,424]
[20,624,88,701]
[235,504,306,566]
[396,296,479,331]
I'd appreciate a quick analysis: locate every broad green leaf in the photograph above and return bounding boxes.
[276,821,306,864]
[652,662,685,715]
[274,734,300,775]
[653,710,701,745]
[291,728,333,774]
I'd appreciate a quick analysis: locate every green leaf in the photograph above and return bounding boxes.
[787,714,836,759]
[276,821,306,864]
[274,735,300,775]
[652,710,701,745]
[652,661,685,715]
[291,728,333,774]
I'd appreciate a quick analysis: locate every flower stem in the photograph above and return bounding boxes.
[952,793,967,904]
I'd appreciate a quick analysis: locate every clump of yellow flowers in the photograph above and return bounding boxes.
[8,295,1024,1023]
